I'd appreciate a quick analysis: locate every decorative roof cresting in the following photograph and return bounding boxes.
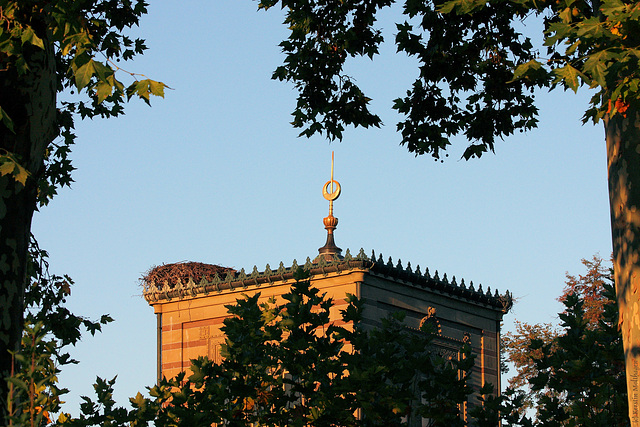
[316,151,343,262]
[141,250,513,313]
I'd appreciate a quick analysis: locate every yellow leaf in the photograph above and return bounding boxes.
[149,80,166,97]
[0,161,15,177]
[61,42,72,57]
[0,155,30,185]
[12,163,29,186]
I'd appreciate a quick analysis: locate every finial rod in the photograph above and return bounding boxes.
[316,151,343,262]
[331,151,335,193]
[323,151,341,214]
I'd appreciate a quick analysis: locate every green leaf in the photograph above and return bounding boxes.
[74,59,96,89]
[600,0,626,17]
[438,0,460,14]
[92,60,113,81]
[554,64,584,92]
[100,314,114,324]
[583,50,614,87]
[438,0,486,14]
[60,41,73,57]
[20,27,44,49]
[112,75,125,93]
[133,80,151,101]
[576,18,605,38]
[0,106,15,133]
[6,376,28,391]
[628,49,640,61]
[511,59,546,82]
[96,80,113,103]
[565,39,581,56]
[545,22,572,46]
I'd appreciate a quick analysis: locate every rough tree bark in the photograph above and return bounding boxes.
[606,109,640,426]
[0,30,57,413]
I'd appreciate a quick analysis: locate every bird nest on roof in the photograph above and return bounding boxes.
[142,262,235,287]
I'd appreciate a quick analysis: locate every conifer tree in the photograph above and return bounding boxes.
[503,255,628,425]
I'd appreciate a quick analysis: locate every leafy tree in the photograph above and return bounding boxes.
[559,255,612,328]
[502,255,628,424]
[128,272,478,426]
[12,254,623,426]
[0,0,165,414]
[530,281,628,425]
[255,0,640,419]
[10,266,531,426]
[502,255,611,412]
[9,271,485,426]
[467,385,535,426]
[6,237,112,426]
[502,321,558,412]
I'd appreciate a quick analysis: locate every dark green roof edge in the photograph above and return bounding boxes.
[142,248,513,313]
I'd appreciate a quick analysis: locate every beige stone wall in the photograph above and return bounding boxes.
[150,267,503,397]
[151,270,365,380]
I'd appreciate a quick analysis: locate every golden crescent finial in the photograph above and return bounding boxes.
[316,151,343,262]
[322,180,341,201]
[323,151,341,202]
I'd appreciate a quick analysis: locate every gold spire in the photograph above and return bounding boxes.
[316,152,343,262]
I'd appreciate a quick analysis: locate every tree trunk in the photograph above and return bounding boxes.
[0,36,57,417]
[606,110,640,426]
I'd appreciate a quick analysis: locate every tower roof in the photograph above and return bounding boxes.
[142,249,512,314]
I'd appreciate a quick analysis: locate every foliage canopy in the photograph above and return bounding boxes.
[257,1,640,421]
[0,0,167,202]
[9,258,629,426]
[502,255,628,425]
[0,0,165,417]
[257,0,639,157]
[10,271,488,426]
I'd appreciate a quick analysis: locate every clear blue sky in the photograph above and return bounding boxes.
[31,0,612,412]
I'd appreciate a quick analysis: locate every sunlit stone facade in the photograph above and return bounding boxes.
[143,251,511,397]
